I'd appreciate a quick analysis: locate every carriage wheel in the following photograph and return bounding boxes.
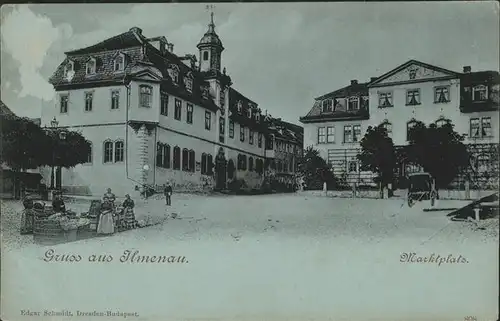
[408,196,415,208]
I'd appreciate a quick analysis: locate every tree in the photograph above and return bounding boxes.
[357,124,397,190]
[404,120,470,189]
[48,130,91,168]
[0,114,51,170]
[298,146,338,190]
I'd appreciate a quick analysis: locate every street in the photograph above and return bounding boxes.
[1,193,498,320]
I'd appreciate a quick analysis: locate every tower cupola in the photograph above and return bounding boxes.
[197,11,224,72]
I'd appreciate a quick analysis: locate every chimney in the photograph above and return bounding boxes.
[350,79,358,85]
[167,43,174,53]
[370,77,377,82]
[129,27,142,35]
[463,66,471,73]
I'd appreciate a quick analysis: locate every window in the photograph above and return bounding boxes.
[378,92,393,108]
[164,145,171,168]
[327,126,335,143]
[277,161,282,172]
[140,85,152,107]
[283,161,288,173]
[343,126,352,143]
[249,130,254,145]
[249,157,254,172]
[186,104,193,124]
[472,85,488,101]
[111,90,120,109]
[318,127,326,144]
[182,148,189,171]
[481,117,492,137]
[382,122,392,136]
[266,136,274,150]
[322,99,333,113]
[170,68,179,83]
[201,153,212,175]
[219,117,225,143]
[240,126,245,142]
[237,101,242,112]
[203,51,209,61]
[470,118,480,138]
[114,55,124,71]
[86,59,96,75]
[114,141,124,162]
[185,78,193,93]
[348,97,359,111]
[348,161,357,173]
[85,92,93,111]
[174,99,182,120]
[434,86,450,103]
[435,118,449,128]
[238,154,247,170]
[476,155,490,173]
[160,94,168,116]
[86,143,93,164]
[406,89,421,106]
[258,133,263,147]
[206,154,213,175]
[103,141,113,163]
[229,120,234,138]
[189,150,195,172]
[64,61,74,78]
[173,146,181,170]
[353,125,361,142]
[156,143,170,168]
[407,120,418,141]
[60,95,68,113]
[205,111,211,130]
[289,161,293,172]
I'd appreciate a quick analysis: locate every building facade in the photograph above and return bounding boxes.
[44,16,303,196]
[301,60,499,189]
[300,79,375,187]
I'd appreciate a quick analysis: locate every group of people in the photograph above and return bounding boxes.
[20,183,174,236]
[97,188,137,235]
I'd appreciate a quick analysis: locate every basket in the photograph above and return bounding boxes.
[33,217,69,245]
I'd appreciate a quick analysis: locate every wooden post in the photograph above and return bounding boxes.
[473,206,481,221]
[465,180,470,200]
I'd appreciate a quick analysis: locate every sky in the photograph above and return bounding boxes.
[1,2,499,124]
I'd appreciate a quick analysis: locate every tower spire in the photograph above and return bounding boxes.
[206,5,216,32]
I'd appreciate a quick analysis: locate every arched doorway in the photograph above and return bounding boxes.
[214,147,227,190]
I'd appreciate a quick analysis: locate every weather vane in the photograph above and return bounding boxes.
[205,4,215,23]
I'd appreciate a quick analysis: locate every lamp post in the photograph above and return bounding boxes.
[47,117,67,191]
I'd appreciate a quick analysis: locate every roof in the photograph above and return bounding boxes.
[197,14,223,49]
[460,70,500,84]
[315,81,369,100]
[0,100,15,116]
[301,81,370,123]
[65,27,144,55]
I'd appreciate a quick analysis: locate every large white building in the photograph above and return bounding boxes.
[42,16,303,196]
[300,59,499,189]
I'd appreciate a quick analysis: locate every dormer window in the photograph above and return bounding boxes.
[322,99,333,112]
[64,60,74,76]
[86,58,96,75]
[184,72,194,93]
[347,97,359,111]
[237,101,242,112]
[201,85,209,99]
[168,64,180,84]
[114,54,125,71]
[472,85,488,101]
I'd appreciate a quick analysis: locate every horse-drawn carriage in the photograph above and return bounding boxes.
[407,172,439,207]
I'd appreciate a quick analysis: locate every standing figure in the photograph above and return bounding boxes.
[164,182,173,206]
[97,207,114,235]
[52,192,66,213]
[103,188,116,206]
[20,194,35,234]
[121,194,138,230]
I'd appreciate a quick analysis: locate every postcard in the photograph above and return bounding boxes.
[1,2,499,321]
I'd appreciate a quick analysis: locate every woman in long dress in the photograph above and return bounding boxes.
[97,208,114,235]
[20,196,35,234]
[121,194,138,230]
